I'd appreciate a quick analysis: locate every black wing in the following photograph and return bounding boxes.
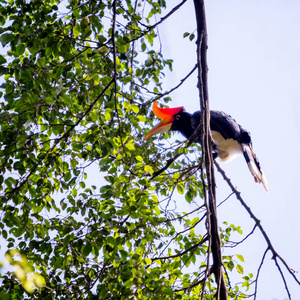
[191,110,252,145]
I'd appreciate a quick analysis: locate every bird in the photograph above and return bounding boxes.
[144,100,268,191]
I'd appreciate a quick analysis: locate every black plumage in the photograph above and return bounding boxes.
[144,101,268,191]
[169,109,268,191]
[170,109,251,145]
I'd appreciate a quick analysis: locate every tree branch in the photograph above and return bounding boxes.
[193,1,228,300]
[214,160,300,299]
[5,78,114,202]
[126,0,188,44]
[152,235,208,261]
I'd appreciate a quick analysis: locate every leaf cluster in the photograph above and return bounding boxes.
[0,1,252,299]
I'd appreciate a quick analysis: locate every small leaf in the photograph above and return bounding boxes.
[135,155,143,162]
[125,141,135,151]
[236,264,244,274]
[0,55,6,64]
[189,33,195,41]
[131,104,139,114]
[236,254,244,262]
[228,261,234,271]
[144,165,153,174]
[44,96,54,104]
[104,111,111,121]
[82,243,92,256]
[163,288,173,295]
[121,76,132,84]
[177,182,184,194]
[16,44,25,56]
[0,33,11,46]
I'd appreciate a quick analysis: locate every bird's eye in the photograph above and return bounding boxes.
[174,115,180,121]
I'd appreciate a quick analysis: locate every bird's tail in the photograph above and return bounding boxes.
[241,144,268,192]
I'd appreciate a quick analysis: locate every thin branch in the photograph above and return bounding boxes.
[254,248,268,300]
[152,64,197,100]
[152,235,208,261]
[174,267,214,292]
[112,0,127,159]
[151,152,183,179]
[224,224,257,248]
[5,78,114,201]
[274,256,292,300]
[217,192,234,208]
[158,213,207,258]
[127,0,188,44]
[215,160,300,297]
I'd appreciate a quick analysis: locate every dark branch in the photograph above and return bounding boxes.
[224,224,257,248]
[254,248,268,300]
[152,235,208,261]
[193,1,227,300]
[151,152,183,179]
[127,0,188,44]
[274,256,292,300]
[214,160,300,298]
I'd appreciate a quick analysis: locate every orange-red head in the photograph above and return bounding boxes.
[144,101,184,140]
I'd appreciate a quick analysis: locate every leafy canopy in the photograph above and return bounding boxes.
[0,0,248,299]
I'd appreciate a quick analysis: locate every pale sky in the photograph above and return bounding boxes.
[160,0,300,299]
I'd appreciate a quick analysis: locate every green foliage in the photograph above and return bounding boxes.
[0,0,250,299]
[3,249,45,293]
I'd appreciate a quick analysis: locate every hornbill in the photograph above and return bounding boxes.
[144,101,268,191]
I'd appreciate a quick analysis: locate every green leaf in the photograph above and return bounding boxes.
[177,182,185,194]
[125,141,135,151]
[144,165,153,174]
[135,155,143,162]
[227,261,234,271]
[44,96,54,104]
[120,76,132,85]
[0,33,12,46]
[81,243,92,256]
[189,33,195,41]
[236,254,244,262]
[0,55,6,64]
[104,111,111,121]
[16,44,25,56]
[163,288,173,295]
[131,104,139,114]
[236,264,244,274]
[71,188,77,197]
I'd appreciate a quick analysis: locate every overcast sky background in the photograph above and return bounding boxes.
[159,0,300,299]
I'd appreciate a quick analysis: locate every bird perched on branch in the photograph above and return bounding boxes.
[144,101,268,191]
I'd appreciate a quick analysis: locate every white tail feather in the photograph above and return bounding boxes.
[241,144,268,192]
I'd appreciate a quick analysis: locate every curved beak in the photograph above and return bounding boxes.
[144,101,184,140]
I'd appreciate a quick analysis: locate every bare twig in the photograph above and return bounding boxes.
[254,248,268,300]
[224,224,257,248]
[127,0,188,44]
[214,160,300,299]
[274,256,292,300]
